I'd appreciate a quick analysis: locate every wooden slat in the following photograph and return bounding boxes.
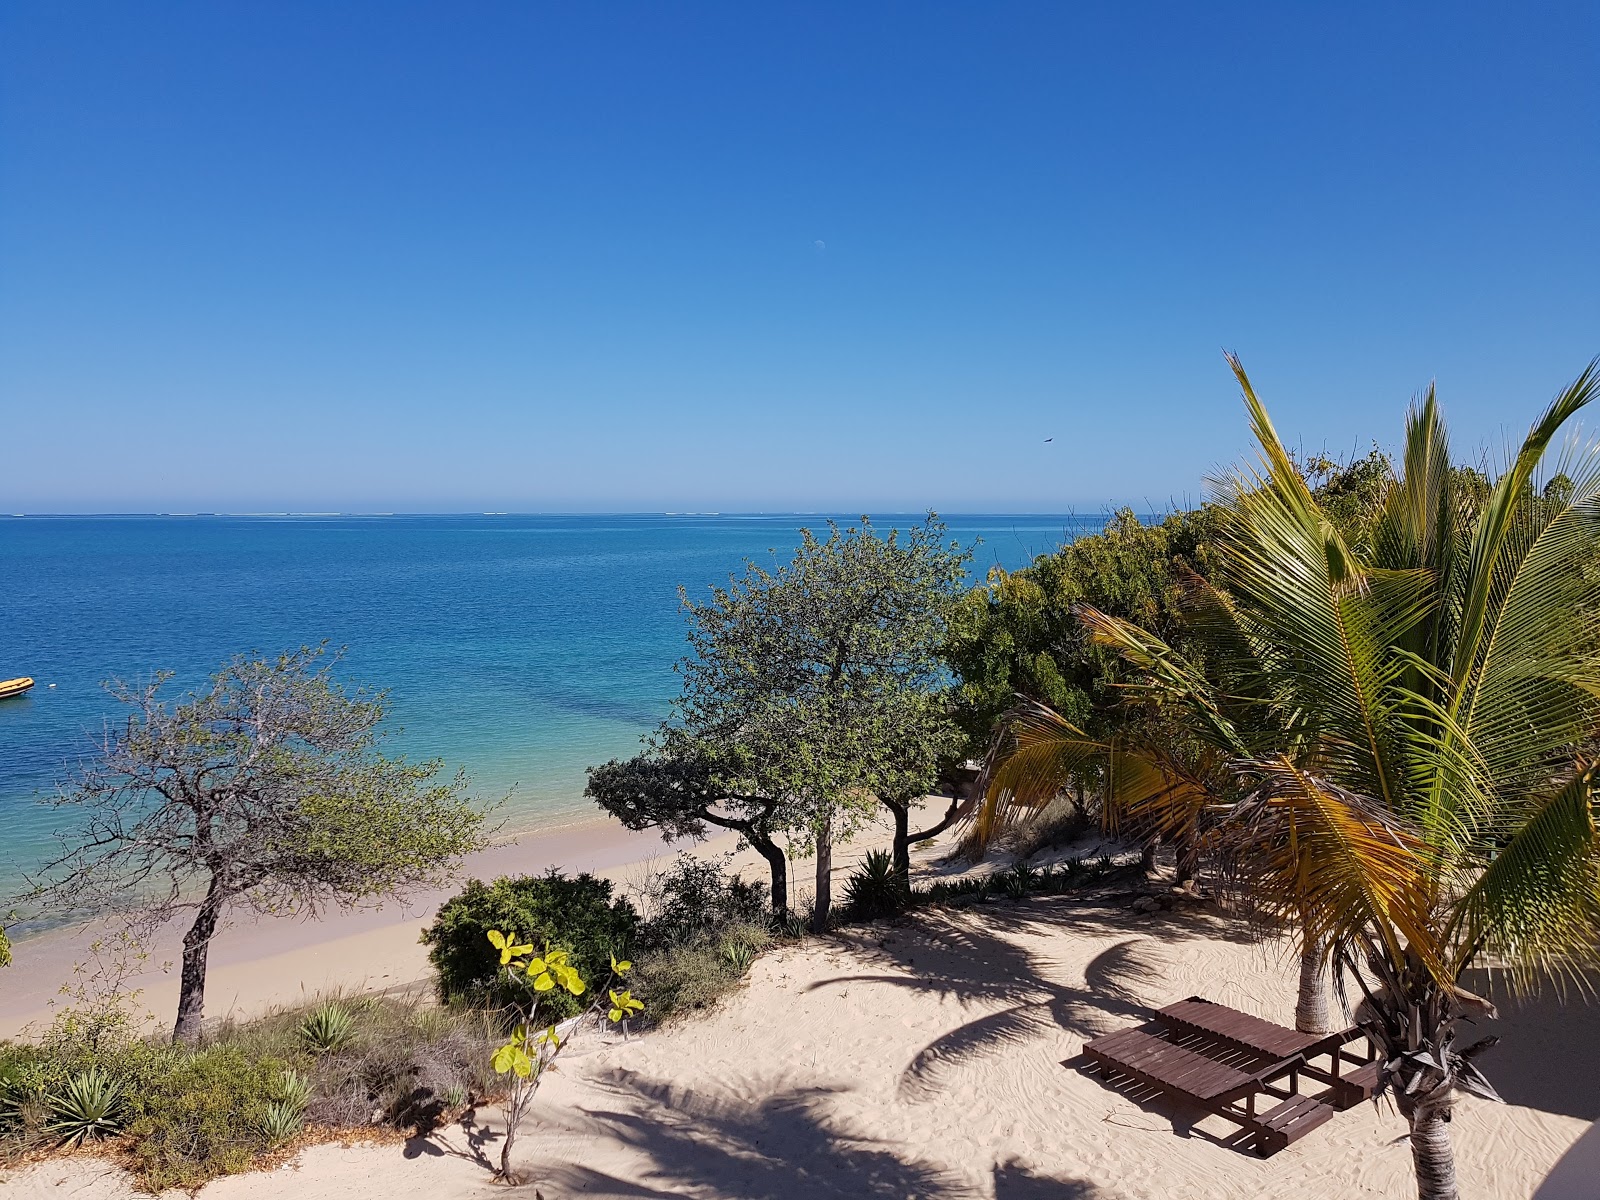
[1086,1028,1255,1100]
[1253,1095,1337,1155]
[1156,997,1324,1058]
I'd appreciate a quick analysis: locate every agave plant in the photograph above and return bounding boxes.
[298,1001,356,1054]
[842,848,911,919]
[979,356,1600,1200]
[46,1067,124,1146]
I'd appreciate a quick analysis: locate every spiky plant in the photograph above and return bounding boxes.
[978,356,1600,1200]
[842,848,911,919]
[46,1067,124,1146]
[298,1001,356,1054]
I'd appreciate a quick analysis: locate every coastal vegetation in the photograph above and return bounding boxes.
[482,929,639,1182]
[974,356,1600,1200]
[4,369,1598,1198]
[17,647,488,1043]
[422,871,639,1020]
[0,981,500,1189]
[588,515,969,929]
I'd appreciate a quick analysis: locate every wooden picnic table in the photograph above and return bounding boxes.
[1081,996,1378,1156]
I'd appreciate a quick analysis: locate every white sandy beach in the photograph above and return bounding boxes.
[4,892,1594,1199]
[2,813,1596,1200]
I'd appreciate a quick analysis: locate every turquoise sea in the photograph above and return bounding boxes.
[0,513,1104,897]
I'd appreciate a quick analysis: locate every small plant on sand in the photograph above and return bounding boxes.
[298,1001,356,1054]
[485,930,641,1183]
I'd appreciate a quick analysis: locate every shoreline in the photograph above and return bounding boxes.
[0,812,701,1038]
[0,802,946,1039]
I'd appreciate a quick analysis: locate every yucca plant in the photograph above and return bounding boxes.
[842,848,911,919]
[720,939,755,973]
[298,1001,356,1054]
[979,356,1600,1200]
[257,1067,311,1147]
[46,1067,124,1146]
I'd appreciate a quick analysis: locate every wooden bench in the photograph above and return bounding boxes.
[1254,1094,1337,1154]
[1081,998,1375,1157]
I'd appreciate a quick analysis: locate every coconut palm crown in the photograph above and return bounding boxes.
[976,356,1600,1200]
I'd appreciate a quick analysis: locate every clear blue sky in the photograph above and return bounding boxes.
[3,2,1596,514]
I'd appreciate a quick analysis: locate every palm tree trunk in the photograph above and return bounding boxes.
[1408,1104,1459,1200]
[1294,940,1333,1035]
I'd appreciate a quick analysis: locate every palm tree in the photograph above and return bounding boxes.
[979,356,1600,1200]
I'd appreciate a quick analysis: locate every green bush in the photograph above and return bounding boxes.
[843,849,911,919]
[121,1046,284,1191]
[421,871,639,1019]
[630,919,771,1021]
[634,853,769,952]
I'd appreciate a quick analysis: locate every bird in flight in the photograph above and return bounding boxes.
[1043,437,1053,442]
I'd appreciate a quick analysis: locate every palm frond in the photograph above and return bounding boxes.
[1448,764,1600,984]
[1229,757,1442,978]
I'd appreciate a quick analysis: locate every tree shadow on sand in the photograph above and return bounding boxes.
[403,1107,501,1172]
[808,898,1254,1100]
[533,1070,1105,1199]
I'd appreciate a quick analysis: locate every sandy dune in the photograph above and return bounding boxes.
[4,895,1591,1199]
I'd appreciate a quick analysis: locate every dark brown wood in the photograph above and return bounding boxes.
[1081,997,1374,1158]
[1253,1094,1337,1155]
[1085,1027,1257,1101]
[1156,997,1328,1058]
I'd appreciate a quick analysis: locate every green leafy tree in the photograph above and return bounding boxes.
[592,515,969,929]
[675,514,968,928]
[981,356,1600,1200]
[23,648,487,1043]
[588,731,795,921]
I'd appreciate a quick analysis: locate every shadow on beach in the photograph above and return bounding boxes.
[530,1069,1105,1199]
[808,897,1256,1100]
[1462,968,1600,1122]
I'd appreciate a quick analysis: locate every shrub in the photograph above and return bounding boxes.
[121,1046,283,1191]
[299,996,498,1131]
[842,849,911,919]
[421,872,639,1019]
[632,919,771,1021]
[633,853,769,952]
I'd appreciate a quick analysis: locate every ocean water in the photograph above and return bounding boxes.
[0,513,1105,895]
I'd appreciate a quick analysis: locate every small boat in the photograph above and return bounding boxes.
[0,677,35,700]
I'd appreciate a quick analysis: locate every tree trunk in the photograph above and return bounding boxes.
[1175,828,1200,886]
[1294,940,1334,1035]
[812,811,833,931]
[748,829,789,923]
[1408,1104,1459,1200]
[888,799,912,879]
[1139,837,1159,875]
[173,877,226,1044]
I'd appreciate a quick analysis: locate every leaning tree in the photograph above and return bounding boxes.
[586,730,795,922]
[25,647,487,1042]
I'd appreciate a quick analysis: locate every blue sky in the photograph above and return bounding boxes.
[3,2,1596,513]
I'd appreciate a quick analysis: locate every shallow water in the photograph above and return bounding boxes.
[0,512,1102,894]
